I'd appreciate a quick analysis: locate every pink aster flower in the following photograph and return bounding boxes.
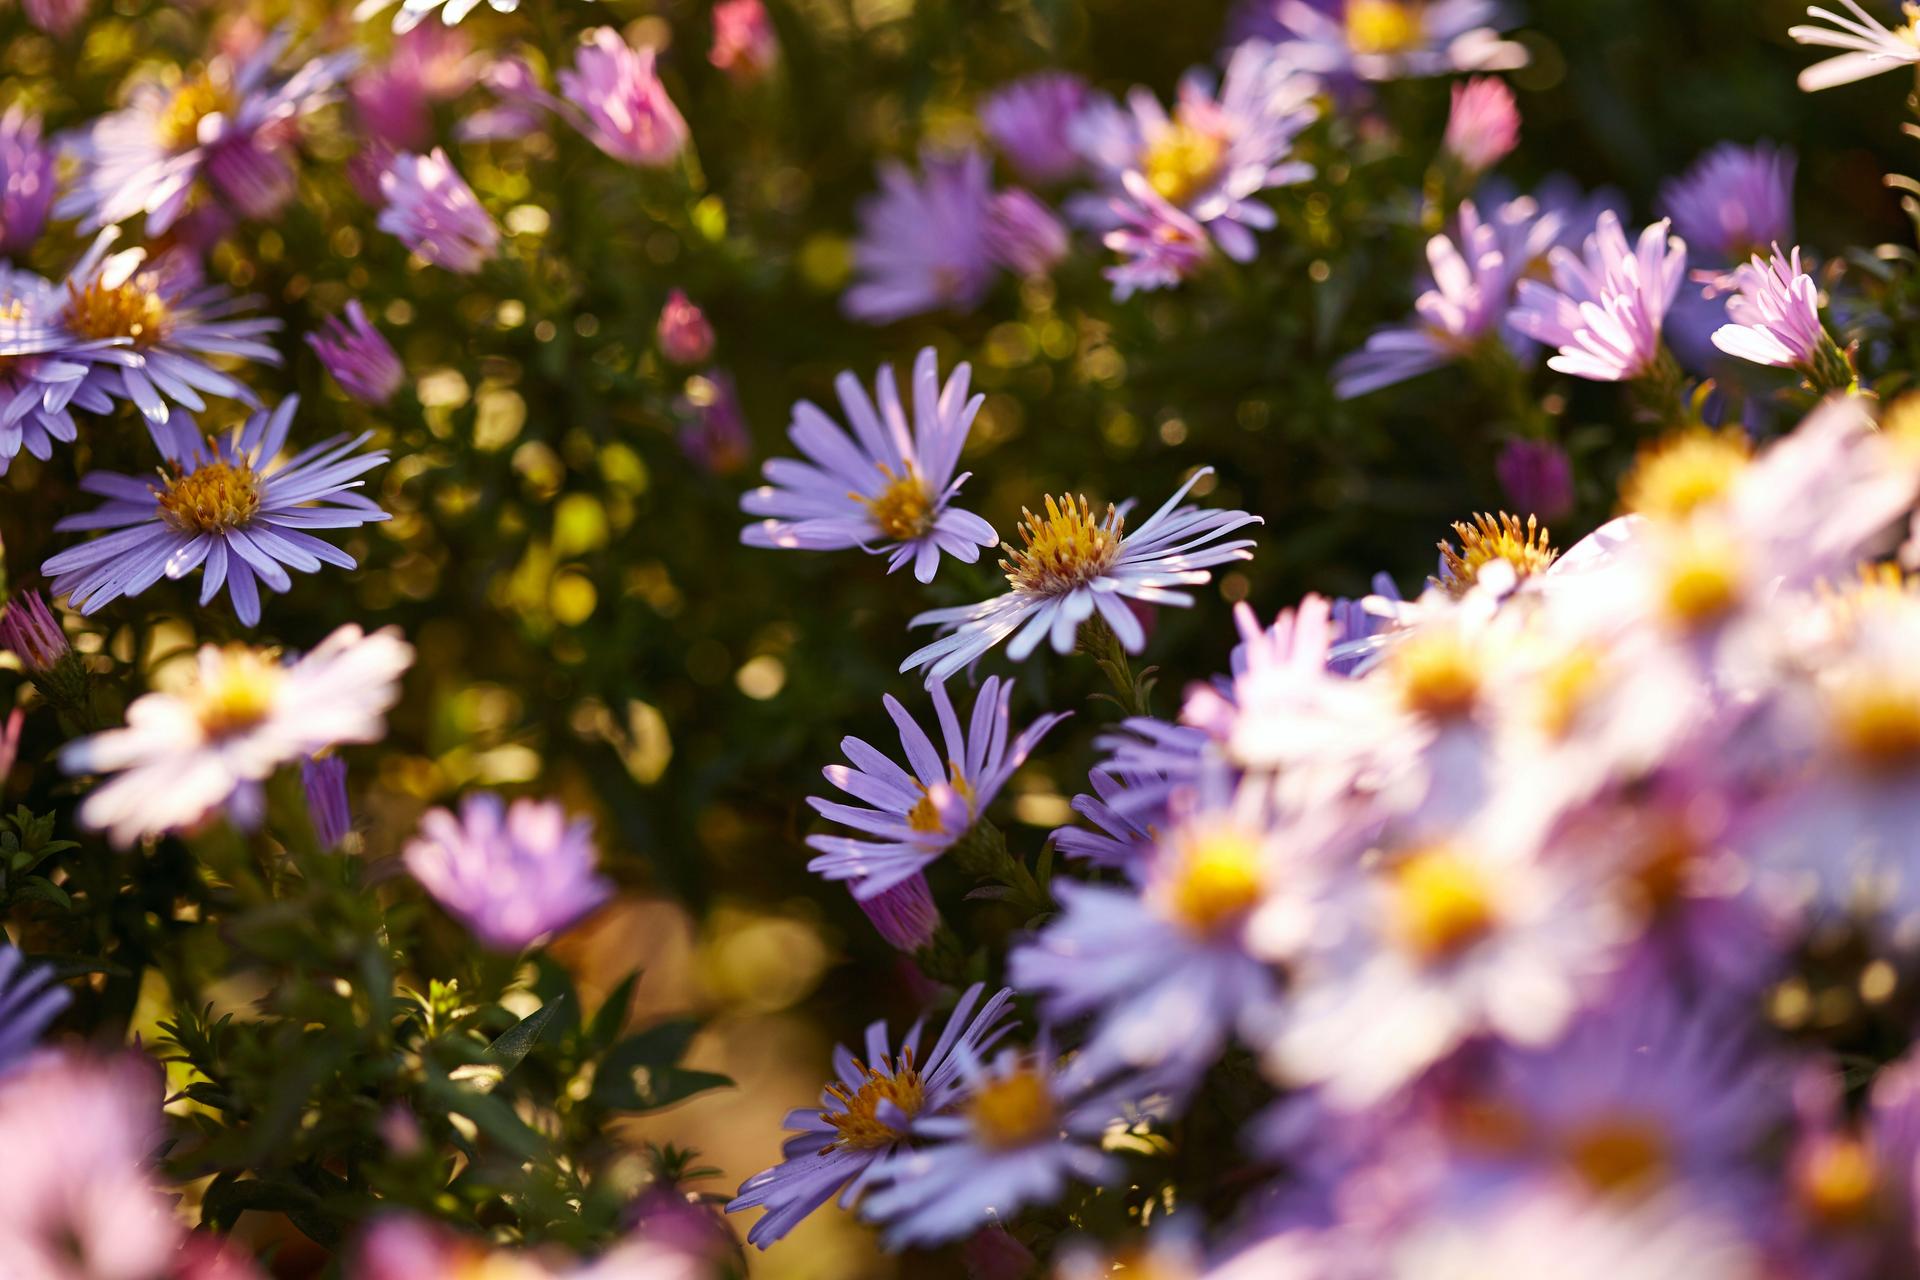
[376,147,501,273]
[1709,245,1847,385]
[1510,211,1689,383]
[350,22,477,151]
[656,289,714,365]
[307,300,405,405]
[710,0,780,84]
[403,792,614,951]
[845,148,999,324]
[558,28,689,169]
[1103,172,1214,300]
[987,189,1070,275]
[1442,76,1519,177]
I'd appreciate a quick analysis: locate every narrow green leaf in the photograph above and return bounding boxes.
[484,996,565,1078]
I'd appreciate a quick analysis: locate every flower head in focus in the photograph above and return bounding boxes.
[981,72,1091,186]
[1511,211,1688,383]
[60,624,413,846]
[558,29,689,169]
[376,148,502,273]
[1790,1,1920,91]
[845,148,1000,324]
[1659,142,1796,263]
[307,300,405,406]
[1709,245,1851,389]
[403,792,613,951]
[741,347,998,581]
[0,264,142,476]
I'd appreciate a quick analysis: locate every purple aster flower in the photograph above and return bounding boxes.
[403,792,613,951]
[0,107,55,258]
[656,289,714,365]
[1511,211,1689,383]
[1050,766,1161,868]
[0,264,140,475]
[711,0,781,84]
[988,189,1070,276]
[57,231,283,458]
[43,396,390,628]
[804,676,1069,900]
[1790,2,1920,91]
[22,0,89,37]
[1270,0,1527,81]
[57,28,357,234]
[302,754,352,851]
[726,984,1016,1247]
[1709,246,1847,384]
[844,147,999,325]
[1442,76,1520,177]
[558,28,689,169]
[856,874,942,951]
[859,1044,1123,1248]
[350,23,477,152]
[981,72,1091,186]
[741,347,998,582]
[0,948,68,1074]
[375,148,501,274]
[307,300,404,406]
[677,370,751,476]
[1102,173,1215,299]
[0,590,70,674]
[1496,438,1575,521]
[902,468,1261,683]
[1659,142,1796,264]
[1335,197,1563,398]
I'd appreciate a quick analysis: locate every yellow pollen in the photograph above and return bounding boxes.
[1390,629,1483,721]
[1435,512,1558,598]
[1346,0,1425,55]
[1535,646,1603,740]
[1620,428,1752,521]
[156,74,236,152]
[1565,1117,1668,1194]
[64,277,171,349]
[906,765,975,834]
[1828,678,1920,772]
[967,1068,1056,1150]
[1001,493,1124,594]
[1390,848,1495,963]
[1660,538,1742,628]
[1903,4,1920,47]
[156,461,262,534]
[1143,118,1227,208]
[822,1049,925,1151]
[855,465,933,541]
[1801,1136,1880,1227]
[192,648,285,739]
[1161,827,1266,935]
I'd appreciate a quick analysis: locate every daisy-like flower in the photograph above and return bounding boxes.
[1102,173,1215,299]
[57,27,357,234]
[902,468,1261,684]
[43,397,390,627]
[1709,245,1851,388]
[58,623,413,846]
[858,1044,1123,1248]
[0,106,55,258]
[844,147,1000,325]
[1441,76,1520,177]
[1790,2,1920,92]
[403,792,613,951]
[307,300,405,406]
[1334,196,1562,397]
[0,264,141,476]
[57,230,283,458]
[1510,211,1688,383]
[1659,142,1796,264]
[740,347,998,582]
[1270,0,1527,82]
[0,948,68,1075]
[726,984,1015,1247]
[803,676,1069,900]
[980,72,1091,186]
[376,148,502,274]
[557,28,689,169]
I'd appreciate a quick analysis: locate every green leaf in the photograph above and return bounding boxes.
[421,1070,549,1162]
[483,996,565,1078]
[587,972,640,1052]
[591,1019,732,1113]
[13,875,70,910]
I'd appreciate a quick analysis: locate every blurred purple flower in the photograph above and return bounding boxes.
[559,28,689,169]
[1659,142,1796,264]
[1270,0,1527,81]
[677,371,751,476]
[22,0,88,36]
[0,107,55,258]
[711,0,780,84]
[1443,75,1519,177]
[1511,211,1688,382]
[657,289,715,365]
[376,147,501,273]
[1496,437,1575,521]
[308,300,405,405]
[0,948,67,1074]
[987,188,1070,275]
[856,873,942,951]
[351,22,478,151]
[846,147,1000,324]
[403,792,614,951]
[302,754,352,851]
[455,55,553,143]
[981,72,1090,185]
[1103,173,1213,299]
[0,590,69,675]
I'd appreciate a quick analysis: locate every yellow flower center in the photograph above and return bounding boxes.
[1346,0,1425,55]
[1902,4,1920,48]
[1143,119,1227,208]
[1390,848,1495,963]
[1390,629,1483,722]
[1659,529,1743,628]
[906,765,975,834]
[855,465,933,541]
[1436,512,1558,599]
[1160,827,1266,935]
[156,73,236,151]
[1534,646,1603,740]
[1800,1136,1880,1227]
[1828,678,1920,772]
[1620,428,1752,521]
[822,1049,925,1151]
[967,1067,1056,1150]
[157,461,263,534]
[1001,493,1124,595]
[1565,1116,1668,1194]
[192,648,285,739]
[64,277,172,350]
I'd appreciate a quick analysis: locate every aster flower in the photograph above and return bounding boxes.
[1511,211,1688,383]
[0,264,141,475]
[858,1044,1123,1248]
[57,27,357,234]
[403,792,613,951]
[44,397,390,627]
[1709,245,1851,388]
[726,984,1016,1246]
[1103,173,1215,299]
[1050,766,1162,868]
[803,676,1069,900]
[740,347,998,582]
[1659,142,1796,264]
[558,28,689,169]
[856,874,943,952]
[1270,0,1527,82]
[845,147,999,324]
[981,72,1091,186]
[656,289,714,365]
[987,189,1070,276]
[1441,76,1520,177]
[376,148,502,274]
[0,948,67,1074]
[0,590,73,681]
[350,23,478,152]
[307,300,405,406]
[302,754,352,850]
[57,230,283,458]
[59,624,412,846]
[711,0,781,83]
[902,468,1261,684]
[1790,2,1920,92]
[1334,196,1563,397]
[0,106,55,258]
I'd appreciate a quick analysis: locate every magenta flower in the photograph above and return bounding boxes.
[857,874,943,951]
[0,107,55,258]
[1659,142,1796,264]
[1103,173,1213,300]
[1511,211,1688,382]
[1496,437,1575,521]
[22,0,88,37]
[350,23,477,151]
[404,792,614,951]
[711,0,780,83]
[1710,245,1846,382]
[376,148,501,273]
[0,590,69,675]
[846,148,999,324]
[981,72,1090,186]
[657,289,715,365]
[558,28,690,169]
[988,189,1070,275]
[307,301,405,406]
[1442,76,1519,176]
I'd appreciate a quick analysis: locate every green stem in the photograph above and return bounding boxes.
[1076,616,1153,719]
